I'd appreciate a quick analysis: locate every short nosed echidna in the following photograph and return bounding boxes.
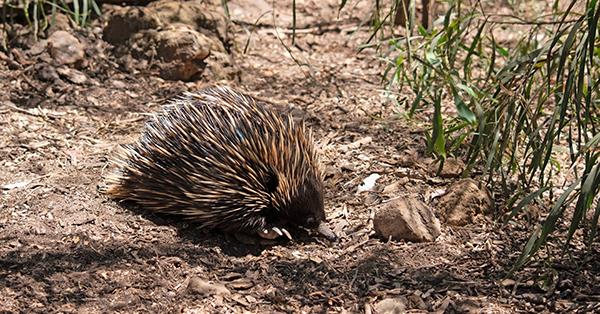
[102,86,335,241]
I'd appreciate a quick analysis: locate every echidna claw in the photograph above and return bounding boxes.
[281,228,293,240]
[258,228,280,240]
[271,227,283,236]
[257,227,293,240]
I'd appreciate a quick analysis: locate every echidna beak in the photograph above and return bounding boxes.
[316,221,337,241]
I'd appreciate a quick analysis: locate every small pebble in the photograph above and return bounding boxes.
[187,277,230,296]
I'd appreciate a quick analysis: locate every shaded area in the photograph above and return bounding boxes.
[1,0,600,312]
[0,235,498,312]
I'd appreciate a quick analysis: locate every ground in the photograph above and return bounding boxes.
[1,0,599,313]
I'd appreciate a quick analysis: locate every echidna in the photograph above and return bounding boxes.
[102,86,335,241]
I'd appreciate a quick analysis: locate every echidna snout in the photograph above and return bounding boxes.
[256,174,335,240]
[274,176,336,240]
[284,177,324,227]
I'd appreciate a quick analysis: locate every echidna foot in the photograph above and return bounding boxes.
[258,227,293,240]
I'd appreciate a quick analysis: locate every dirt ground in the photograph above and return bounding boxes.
[1,0,600,313]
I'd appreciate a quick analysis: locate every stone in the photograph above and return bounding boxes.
[56,67,87,84]
[374,297,407,314]
[152,24,215,81]
[46,12,72,35]
[187,277,230,296]
[148,0,225,36]
[103,6,161,45]
[406,293,428,310]
[34,63,59,82]
[103,1,231,81]
[428,158,465,178]
[437,179,493,226]
[47,31,85,66]
[101,0,231,81]
[373,197,441,242]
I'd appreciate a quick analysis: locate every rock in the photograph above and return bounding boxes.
[125,23,221,81]
[34,63,60,82]
[382,178,409,195]
[28,39,48,56]
[47,31,85,66]
[103,0,226,45]
[103,6,161,45]
[200,50,236,81]
[437,179,493,226]
[111,80,127,89]
[56,67,87,84]
[46,13,72,36]
[406,293,428,310]
[154,24,213,80]
[382,181,401,195]
[148,0,225,36]
[373,197,441,242]
[228,279,254,290]
[187,277,230,296]
[101,0,231,81]
[374,297,407,314]
[500,278,516,287]
[428,158,465,178]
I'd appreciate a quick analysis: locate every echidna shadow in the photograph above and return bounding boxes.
[100,86,336,245]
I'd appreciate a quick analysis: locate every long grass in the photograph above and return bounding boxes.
[2,0,100,44]
[367,0,599,270]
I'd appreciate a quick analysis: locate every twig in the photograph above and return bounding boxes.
[487,15,581,26]
[231,18,358,31]
[257,24,359,36]
[2,101,63,120]
[269,0,312,77]
[2,101,41,117]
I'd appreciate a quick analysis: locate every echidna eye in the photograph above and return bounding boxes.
[264,172,279,193]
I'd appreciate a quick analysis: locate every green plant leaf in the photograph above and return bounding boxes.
[505,187,550,223]
[425,51,441,67]
[495,45,509,57]
[454,95,476,124]
[431,92,446,160]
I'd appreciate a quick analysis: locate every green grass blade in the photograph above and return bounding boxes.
[510,179,580,272]
[431,91,446,160]
[564,164,599,248]
[505,187,550,224]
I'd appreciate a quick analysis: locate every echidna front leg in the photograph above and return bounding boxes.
[257,223,336,241]
[258,227,293,240]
